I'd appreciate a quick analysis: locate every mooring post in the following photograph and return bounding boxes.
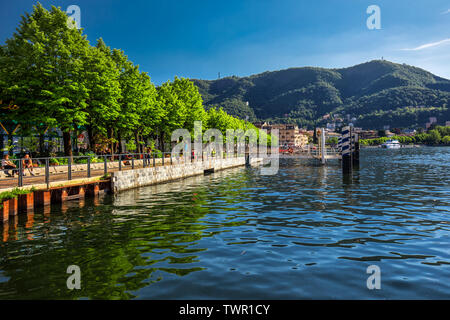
[321,128,326,165]
[352,132,360,167]
[341,126,352,173]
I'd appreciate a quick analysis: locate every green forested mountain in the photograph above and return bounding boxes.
[192,60,450,129]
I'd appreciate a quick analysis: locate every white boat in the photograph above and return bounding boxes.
[382,139,401,149]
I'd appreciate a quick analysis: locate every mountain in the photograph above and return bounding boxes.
[192,60,450,129]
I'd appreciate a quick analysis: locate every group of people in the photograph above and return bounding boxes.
[1,154,35,177]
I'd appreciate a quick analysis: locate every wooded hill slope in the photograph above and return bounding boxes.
[192,60,450,129]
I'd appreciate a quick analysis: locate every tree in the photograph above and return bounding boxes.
[156,79,188,151]
[0,4,91,156]
[171,77,206,134]
[132,71,161,153]
[110,49,161,153]
[428,129,441,145]
[442,136,450,145]
[82,39,122,151]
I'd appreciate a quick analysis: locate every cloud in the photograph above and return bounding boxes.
[442,9,450,14]
[401,38,450,51]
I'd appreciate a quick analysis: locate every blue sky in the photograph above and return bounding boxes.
[1,0,449,84]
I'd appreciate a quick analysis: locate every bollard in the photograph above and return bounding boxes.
[341,126,353,174]
[352,133,360,167]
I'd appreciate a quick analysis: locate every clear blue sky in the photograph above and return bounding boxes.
[1,0,449,84]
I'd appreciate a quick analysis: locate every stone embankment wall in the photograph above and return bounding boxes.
[111,157,262,193]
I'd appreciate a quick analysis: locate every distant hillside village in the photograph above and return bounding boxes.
[253,116,450,149]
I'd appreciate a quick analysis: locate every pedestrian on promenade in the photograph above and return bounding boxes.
[1,154,18,177]
[22,154,35,176]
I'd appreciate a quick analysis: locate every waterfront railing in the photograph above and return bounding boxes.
[0,150,247,189]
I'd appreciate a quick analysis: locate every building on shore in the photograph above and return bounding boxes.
[353,129,379,140]
[426,117,437,129]
[254,122,309,147]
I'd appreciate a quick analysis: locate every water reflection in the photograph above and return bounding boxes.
[0,147,449,299]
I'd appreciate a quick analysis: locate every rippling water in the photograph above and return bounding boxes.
[0,147,449,299]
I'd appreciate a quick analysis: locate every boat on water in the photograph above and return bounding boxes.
[382,139,401,149]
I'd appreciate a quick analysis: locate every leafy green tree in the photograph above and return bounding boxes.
[82,39,122,151]
[0,4,91,156]
[156,79,188,151]
[110,49,160,153]
[428,129,441,145]
[172,77,206,133]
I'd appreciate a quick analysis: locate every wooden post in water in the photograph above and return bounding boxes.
[352,132,360,167]
[320,128,326,165]
[341,126,352,173]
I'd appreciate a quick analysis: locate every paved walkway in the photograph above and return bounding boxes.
[0,160,181,191]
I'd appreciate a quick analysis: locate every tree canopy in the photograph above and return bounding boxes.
[0,3,268,156]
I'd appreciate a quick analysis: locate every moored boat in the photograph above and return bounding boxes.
[382,139,401,149]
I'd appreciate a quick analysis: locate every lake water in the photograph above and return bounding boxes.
[0,147,449,299]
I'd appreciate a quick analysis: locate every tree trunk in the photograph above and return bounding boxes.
[160,132,165,153]
[117,131,123,154]
[135,131,140,153]
[39,134,45,156]
[87,125,94,152]
[7,133,13,156]
[63,131,73,157]
[107,127,114,154]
